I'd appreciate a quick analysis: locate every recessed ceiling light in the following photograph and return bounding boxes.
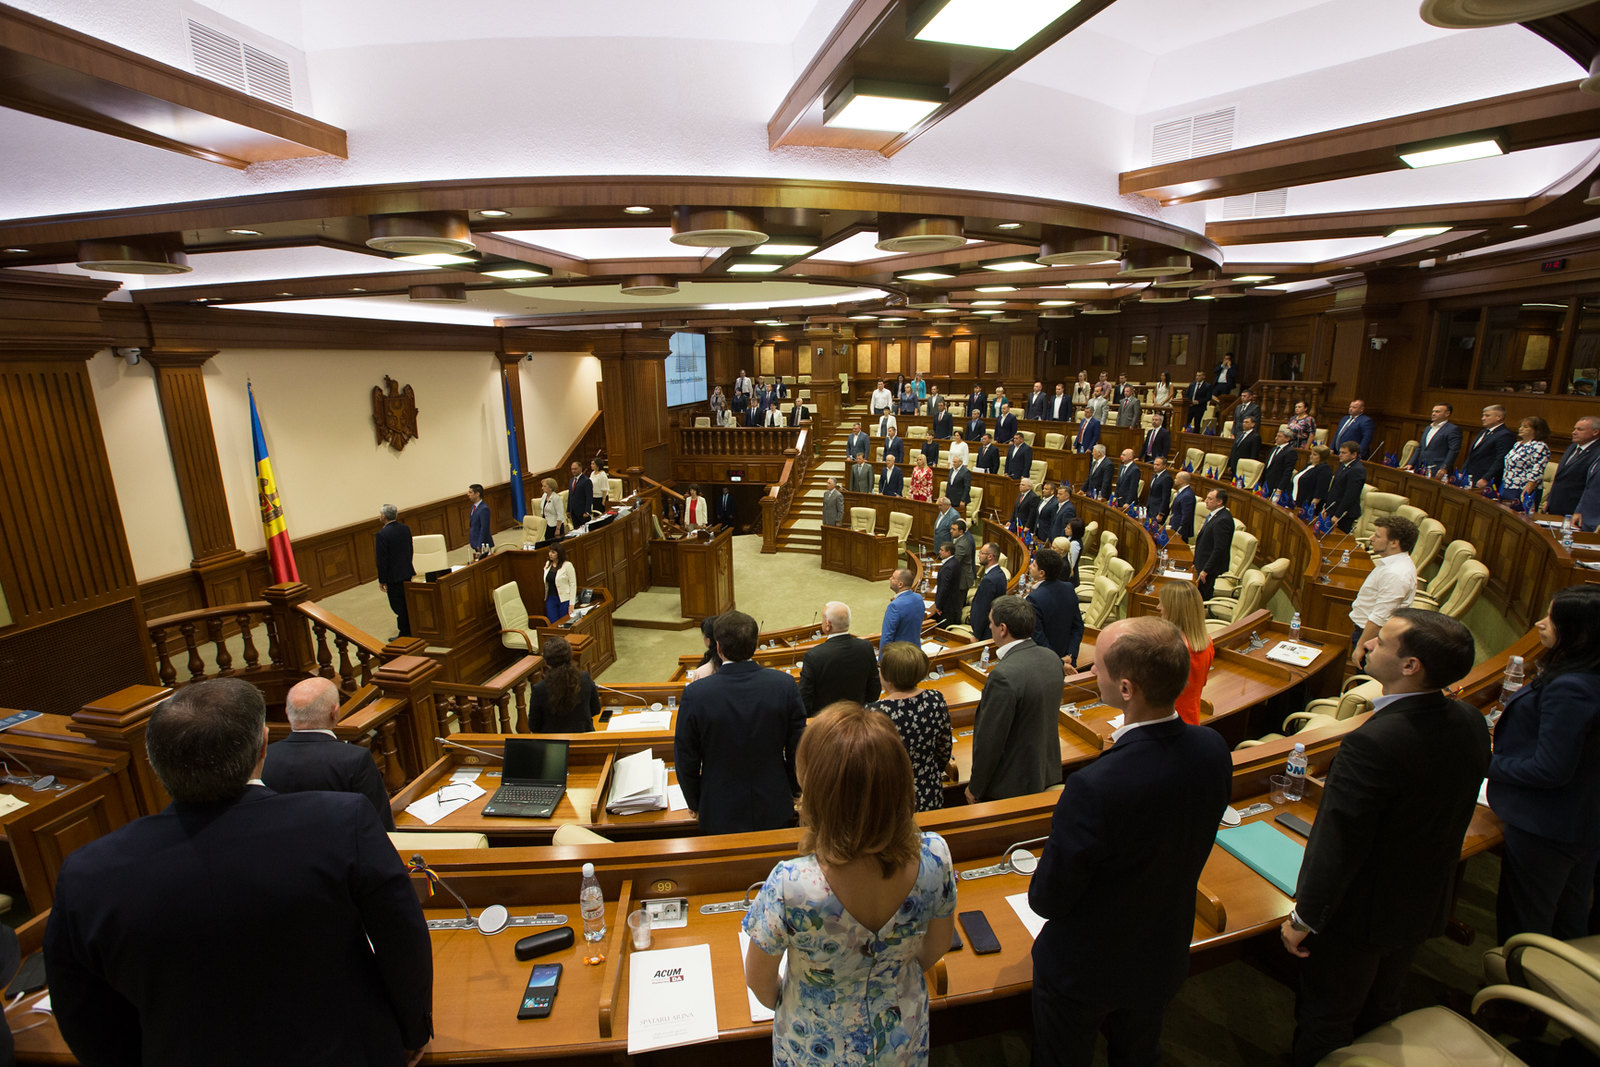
[226,228,260,236]
[974,285,1017,293]
[897,270,955,281]
[848,314,878,320]
[349,287,367,292]
[752,242,818,256]
[823,79,946,132]
[971,299,1006,306]
[275,291,292,296]
[754,319,782,325]
[1230,275,1274,283]
[624,206,653,214]
[1046,280,1113,289]
[476,209,511,218]
[1038,299,1075,306]
[973,309,1004,315]
[396,252,477,266]
[1193,293,1216,301]
[1387,226,1451,240]
[995,222,1023,230]
[1512,224,1529,230]
[878,316,906,322]
[2,247,27,253]
[728,262,782,273]
[980,258,1044,272]
[925,307,961,314]
[911,0,1083,50]
[482,267,549,280]
[1398,134,1504,169]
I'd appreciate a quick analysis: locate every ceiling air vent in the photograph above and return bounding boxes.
[1150,106,1235,165]
[1222,188,1289,220]
[187,19,295,108]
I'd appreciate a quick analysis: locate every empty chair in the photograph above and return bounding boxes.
[1099,556,1135,617]
[1235,458,1264,490]
[967,486,984,517]
[1437,560,1489,619]
[1410,517,1446,570]
[1395,503,1428,526]
[1544,459,1558,506]
[520,513,548,545]
[1193,497,1210,529]
[1236,675,1381,748]
[1030,459,1047,484]
[1316,988,1600,1066]
[1355,489,1409,543]
[1483,931,1600,1016]
[1081,574,1120,629]
[1212,530,1259,597]
[1185,446,1205,472]
[850,507,877,534]
[906,424,927,439]
[1082,521,1099,558]
[1413,540,1476,611]
[1044,432,1066,450]
[1202,451,1227,478]
[1254,557,1292,606]
[886,511,912,549]
[1221,420,1235,439]
[694,416,711,428]
[493,581,547,652]
[412,534,448,576]
[1077,530,1118,586]
[1313,427,1329,446]
[1204,568,1267,629]
[938,450,950,468]
[1398,438,1419,468]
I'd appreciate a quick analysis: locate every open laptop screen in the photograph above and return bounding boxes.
[502,738,569,782]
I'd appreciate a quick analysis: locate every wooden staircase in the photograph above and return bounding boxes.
[774,402,869,554]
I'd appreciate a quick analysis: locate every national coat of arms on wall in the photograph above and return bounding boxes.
[372,376,419,451]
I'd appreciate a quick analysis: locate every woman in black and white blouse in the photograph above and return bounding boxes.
[868,642,953,812]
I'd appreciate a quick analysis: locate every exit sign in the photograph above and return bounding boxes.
[1541,258,1567,272]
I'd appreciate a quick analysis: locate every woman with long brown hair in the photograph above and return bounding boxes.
[527,635,599,733]
[743,702,956,1065]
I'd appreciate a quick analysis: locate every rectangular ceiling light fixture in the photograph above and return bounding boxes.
[752,242,819,256]
[1386,226,1451,240]
[823,79,947,132]
[396,252,476,266]
[481,265,550,280]
[909,0,1082,50]
[727,262,783,273]
[897,269,955,281]
[980,258,1045,272]
[1397,132,1505,169]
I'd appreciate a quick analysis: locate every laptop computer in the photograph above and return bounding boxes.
[481,738,570,818]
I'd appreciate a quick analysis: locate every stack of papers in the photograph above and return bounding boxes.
[1267,641,1320,666]
[607,748,669,814]
[606,710,672,732]
[404,779,485,824]
[1162,569,1193,580]
[628,944,719,1053]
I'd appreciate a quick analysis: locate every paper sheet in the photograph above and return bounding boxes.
[1006,892,1046,939]
[737,931,788,1024]
[448,769,482,784]
[404,792,472,825]
[1478,777,1491,808]
[668,784,689,811]
[1162,569,1194,580]
[1266,641,1319,666]
[607,711,672,732]
[921,640,943,655]
[628,943,720,1053]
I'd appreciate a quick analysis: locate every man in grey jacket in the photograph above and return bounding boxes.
[821,477,844,526]
[848,455,874,494]
[967,595,1066,802]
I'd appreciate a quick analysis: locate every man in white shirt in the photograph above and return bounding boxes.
[1048,382,1071,421]
[734,370,752,397]
[870,379,893,415]
[1347,515,1420,667]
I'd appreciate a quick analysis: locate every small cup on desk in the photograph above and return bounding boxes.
[627,908,652,950]
[1269,774,1292,805]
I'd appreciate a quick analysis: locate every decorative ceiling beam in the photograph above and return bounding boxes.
[1120,83,1600,205]
[1205,200,1525,245]
[0,3,347,169]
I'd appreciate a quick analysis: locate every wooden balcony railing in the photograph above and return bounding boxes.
[433,655,543,735]
[760,428,810,553]
[146,601,280,688]
[298,601,385,697]
[676,426,801,457]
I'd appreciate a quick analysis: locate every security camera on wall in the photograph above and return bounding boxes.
[114,347,142,365]
[1369,337,1388,351]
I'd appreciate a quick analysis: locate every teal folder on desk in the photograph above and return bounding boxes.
[1216,821,1306,896]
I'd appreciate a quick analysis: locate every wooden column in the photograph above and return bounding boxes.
[593,330,673,481]
[144,348,251,605]
[70,684,172,815]
[373,654,444,777]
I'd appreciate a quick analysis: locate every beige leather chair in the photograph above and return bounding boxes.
[850,507,877,534]
[1019,430,1035,445]
[886,511,912,549]
[1355,489,1409,543]
[1044,432,1066,450]
[1221,419,1235,439]
[1100,556,1135,617]
[907,424,927,439]
[1438,560,1489,619]
[1082,521,1099,557]
[968,486,984,517]
[521,513,547,545]
[1193,497,1210,528]
[493,581,545,651]
[1236,676,1381,748]
[1186,446,1206,472]
[938,449,950,468]
[1205,568,1267,629]
[1029,459,1047,484]
[1212,530,1259,597]
[694,416,711,428]
[1410,517,1446,571]
[412,534,448,575]
[1313,427,1329,446]
[1315,1002,1557,1066]
[1413,540,1476,611]
[1484,932,1600,1021]
[1082,575,1120,629]
[1077,530,1118,586]
[1398,438,1419,468]
[1203,452,1227,478]
[1395,503,1428,526]
[388,831,489,851]
[553,823,613,846]
[1255,557,1292,605]
[1543,460,1558,506]
[1235,458,1264,490]
[559,488,570,516]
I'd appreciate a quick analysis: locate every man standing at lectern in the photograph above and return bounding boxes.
[375,503,414,638]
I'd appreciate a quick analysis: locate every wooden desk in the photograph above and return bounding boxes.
[819,523,901,582]
[646,527,735,621]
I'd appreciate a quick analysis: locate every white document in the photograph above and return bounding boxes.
[607,711,672,732]
[1105,713,1125,731]
[404,789,473,825]
[736,931,789,1024]
[448,769,482,784]
[0,794,28,817]
[1266,641,1319,667]
[920,640,943,655]
[1006,892,1046,939]
[1478,777,1491,808]
[627,943,720,1054]
[436,781,484,805]
[608,749,668,814]
[667,784,689,812]
[1162,569,1193,580]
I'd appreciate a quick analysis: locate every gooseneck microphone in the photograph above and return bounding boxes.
[435,737,503,761]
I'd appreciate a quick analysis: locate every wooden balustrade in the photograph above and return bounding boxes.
[146,601,281,688]
[297,601,385,697]
[760,429,809,553]
[675,426,801,457]
[1253,379,1328,423]
[434,655,543,735]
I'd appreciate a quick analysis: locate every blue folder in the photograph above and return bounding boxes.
[1216,821,1306,896]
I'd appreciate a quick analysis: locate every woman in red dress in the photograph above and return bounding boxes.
[909,452,934,502]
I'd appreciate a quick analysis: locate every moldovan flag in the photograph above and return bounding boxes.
[249,382,301,584]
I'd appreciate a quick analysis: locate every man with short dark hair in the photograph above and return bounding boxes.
[846,421,870,460]
[849,452,874,494]
[1048,382,1072,421]
[931,399,954,440]
[1006,435,1034,480]
[933,542,965,626]
[1232,388,1260,431]
[1192,488,1234,599]
[375,503,414,638]
[567,461,593,528]
[880,567,925,650]
[1032,617,1231,1067]
[1026,546,1084,670]
[996,401,1019,444]
[967,595,1066,802]
[882,425,905,464]
[263,676,395,830]
[969,543,1007,641]
[975,432,1001,475]
[1074,410,1101,454]
[1406,403,1463,476]
[1347,515,1419,667]
[951,519,976,588]
[966,410,987,443]
[1145,456,1174,521]
[798,602,880,716]
[1462,404,1516,489]
[45,678,433,1067]
[1263,428,1297,498]
[1225,416,1260,474]
[1026,381,1048,421]
[1333,399,1374,458]
[675,611,805,835]
[1139,411,1170,464]
[1184,372,1212,433]
[1327,442,1367,531]
[1283,609,1488,1067]
[466,482,491,558]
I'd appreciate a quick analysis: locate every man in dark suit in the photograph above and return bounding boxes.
[1084,444,1114,499]
[787,401,809,426]
[1073,413,1100,454]
[716,486,736,526]
[1009,478,1040,531]
[466,482,492,558]
[1231,389,1261,432]
[675,611,805,835]
[1184,372,1212,432]
[1048,383,1072,421]
[974,433,1001,475]
[995,402,1018,445]
[1462,404,1517,489]
[1263,428,1298,499]
[845,422,871,460]
[878,454,904,497]
[946,457,972,508]
[567,461,593,528]
[968,542,1007,641]
[1225,415,1261,475]
[1578,457,1600,532]
[1192,488,1234,599]
[950,519,976,588]
[374,503,414,637]
[965,412,986,442]
[1113,448,1141,508]
[44,678,432,1067]
[1144,457,1174,520]
[1212,355,1239,396]
[1405,402,1464,476]
[1006,437,1034,480]
[968,596,1066,802]
[1332,399,1375,458]
[1026,547,1084,669]
[1547,415,1600,515]
[848,454,874,494]
[881,426,905,464]
[263,676,395,830]
[798,602,880,716]
[1138,411,1171,464]
[1032,618,1231,1066]
[1035,481,1059,541]
[932,496,957,550]
[1167,473,1197,541]
[965,386,986,418]
[821,477,844,527]
[932,543,965,626]
[1327,442,1367,531]
[1025,381,1048,421]
[1283,610,1488,1067]
[930,400,954,439]
[1048,484,1079,544]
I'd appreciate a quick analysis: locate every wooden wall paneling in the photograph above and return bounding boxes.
[855,340,873,376]
[758,343,776,377]
[8,768,136,912]
[595,331,672,481]
[885,341,902,375]
[1006,332,1034,379]
[952,339,971,374]
[983,339,1001,375]
[915,340,932,374]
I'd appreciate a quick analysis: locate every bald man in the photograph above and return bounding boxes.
[262,677,396,830]
[797,601,880,716]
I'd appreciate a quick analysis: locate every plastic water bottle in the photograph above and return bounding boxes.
[580,862,606,942]
[1340,549,1350,565]
[1488,656,1525,735]
[1289,612,1301,641]
[1284,743,1307,801]
[1561,516,1574,550]
[978,646,991,671]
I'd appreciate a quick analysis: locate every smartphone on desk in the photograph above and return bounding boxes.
[517,963,562,1019]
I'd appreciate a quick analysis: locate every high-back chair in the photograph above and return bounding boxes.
[1235,458,1264,490]
[1395,503,1428,526]
[1254,557,1291,605]
[1185,446,1205,472]
[1355,489,1408,543]
[1100,556,1135,617]
[412,534,448,575]
[1543,460,1558,505]
[1030,459,1047,484]
[1044,432,1066,450]
[1205,568,1267,628]
[967,486,984,517]
[1212,529,1259,597]
[1413,540,1476,610]
[886,511,912,549]
[1236,675,1381,747]
[850,507,877,534]
[907,424,927,439]
[1019,430,1035,445]
[1202,452,1227,478]
[1077,529,1118,584]
[1313,427,1329,446]
[1438,560,1489,619]
[521,514,547,545]
[694,416,711,428]
[1398,439,1419,468]
[493,581,546,651]
[1082,575,1120,629]
[1410,517,1446,570]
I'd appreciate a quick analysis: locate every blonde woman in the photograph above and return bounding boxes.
[1158,581,1212,725]
[909,452,934,503]
[539,478,564,539]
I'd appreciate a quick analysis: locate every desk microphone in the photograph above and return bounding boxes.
[408,855,509,934]
[0,744,58,791]
[596,684,650,706]
[435,737,503,761]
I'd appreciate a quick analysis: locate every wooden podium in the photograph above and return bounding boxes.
[647,527,734,620]
[820,523,900,581]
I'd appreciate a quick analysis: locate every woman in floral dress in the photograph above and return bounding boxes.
[743,703,957,1066]
[1500,416,1552,505]
[1286,400,1316,449]
[908,453,934,503]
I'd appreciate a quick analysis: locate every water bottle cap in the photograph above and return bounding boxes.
[1292,742,1305,753]
[582,862,595,876]
[1510,655,1523,667]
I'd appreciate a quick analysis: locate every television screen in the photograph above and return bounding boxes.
[666,332,707,407]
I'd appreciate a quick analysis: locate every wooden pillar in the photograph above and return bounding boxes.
[144,348,252,605]
[496,351,530,491]
[262,581,318,678]
[593,330,673,482]
[373,654,444,776]
[70,684,172,815]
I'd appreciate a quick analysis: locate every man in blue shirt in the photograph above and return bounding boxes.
[879,567,925,651]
